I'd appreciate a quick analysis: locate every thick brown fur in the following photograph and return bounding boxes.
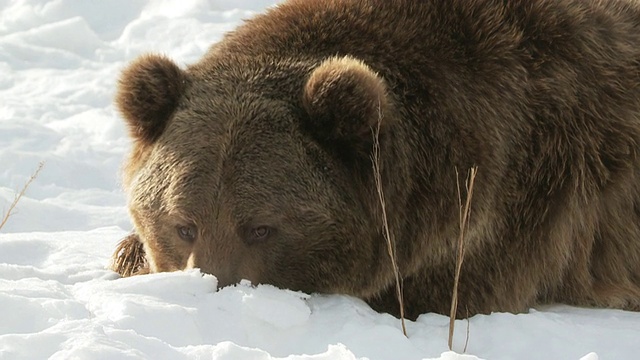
[113,0,640,319]
[112,233,149,277]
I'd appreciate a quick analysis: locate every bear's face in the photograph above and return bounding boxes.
[116,54,393,297]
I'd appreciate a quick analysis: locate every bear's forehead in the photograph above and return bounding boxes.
[182,57,312,115]
[133,118,330,223]
[168,93,300,152]
[150,93,311,180]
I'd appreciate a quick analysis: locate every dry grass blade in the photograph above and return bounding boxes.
[448,166,477,350]
[371,103,407,336]
[0,161,44,231]
[464,315,470,353]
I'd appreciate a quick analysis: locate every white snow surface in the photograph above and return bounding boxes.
[0,1,638,359]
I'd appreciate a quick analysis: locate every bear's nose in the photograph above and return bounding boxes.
[213,275,236,289]
[187,252,239,289]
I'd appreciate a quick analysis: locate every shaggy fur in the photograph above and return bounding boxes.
[112,233,148,277]
[113,0,640,319]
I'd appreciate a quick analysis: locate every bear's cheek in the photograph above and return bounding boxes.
[139,231,194,273]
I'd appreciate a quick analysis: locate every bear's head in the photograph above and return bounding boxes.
[115,53,396,298]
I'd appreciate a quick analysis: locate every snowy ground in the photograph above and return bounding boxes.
[0,1,638,359]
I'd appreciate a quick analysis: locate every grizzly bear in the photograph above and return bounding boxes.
[112,0,640,319]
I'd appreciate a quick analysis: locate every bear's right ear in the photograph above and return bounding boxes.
[116,54,185,144]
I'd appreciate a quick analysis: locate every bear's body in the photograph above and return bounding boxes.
[114,0,640,319]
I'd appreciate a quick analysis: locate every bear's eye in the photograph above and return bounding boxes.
[254,226,270,239]
[244,225,274,245]
[177,224,197,243]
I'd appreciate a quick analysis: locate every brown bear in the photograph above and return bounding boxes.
[112,0,640,319]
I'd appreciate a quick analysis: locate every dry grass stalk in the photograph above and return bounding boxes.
[464,316,470,353]
[448,166,478,350]
[0,161,44,231]
[371,103,407,336]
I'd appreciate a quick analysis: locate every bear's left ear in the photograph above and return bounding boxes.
[303,56,389,145]
[116,54,185,144]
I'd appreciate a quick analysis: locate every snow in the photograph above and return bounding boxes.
[0,0,638,359]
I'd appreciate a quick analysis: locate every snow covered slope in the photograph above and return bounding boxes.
[1,1,638,359]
